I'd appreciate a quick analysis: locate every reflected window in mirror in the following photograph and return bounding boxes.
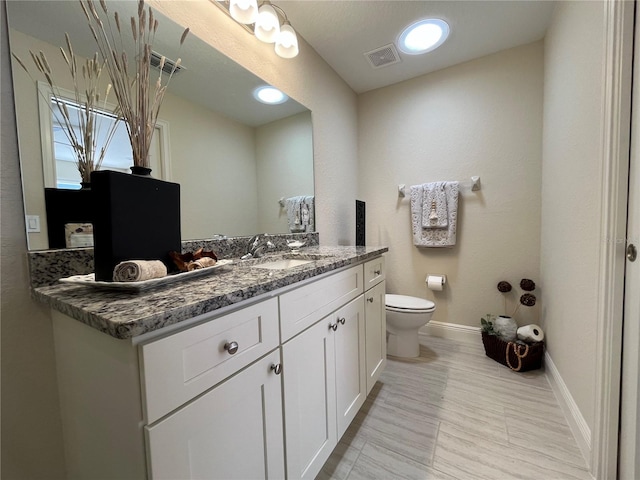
[49,95,130,189]
[38,82,170,190]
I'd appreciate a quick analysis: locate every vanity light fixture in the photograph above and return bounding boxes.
[398,18,449,55]
[253,85,288,104]
[212,0,299,59]
[229,0,258,24]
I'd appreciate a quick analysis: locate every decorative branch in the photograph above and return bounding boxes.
[80,0,189,168]
[13,36,121,183]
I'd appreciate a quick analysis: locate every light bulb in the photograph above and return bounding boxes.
[398,19,449,55]
[254,3,280,43]
[253,86,288,104]
[275,23,299,58]
[229,0,258,24]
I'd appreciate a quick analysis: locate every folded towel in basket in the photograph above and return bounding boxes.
[113,260,167,282]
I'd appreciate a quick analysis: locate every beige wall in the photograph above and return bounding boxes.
[165,92,259,239]
[541,1,605,431]
[256,111,314,233]
[358,42,543,329]
[1,3,67,477]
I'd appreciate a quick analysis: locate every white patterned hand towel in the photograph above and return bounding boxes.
[113,260,167,282]
[422,182,448,228]
[284,196,305,232]
[410,181,459,247]
[302,195,315,232]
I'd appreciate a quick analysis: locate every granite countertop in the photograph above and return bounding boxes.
[33,246,388,339]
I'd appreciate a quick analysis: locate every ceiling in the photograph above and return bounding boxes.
[278,1,556,94]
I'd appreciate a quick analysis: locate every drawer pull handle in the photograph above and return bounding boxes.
[271,364,282,375]
[224,341,239,355]
[367,297,374,303]
[374,269,382,275]
[338,317,346,325]
[329,322,338,331]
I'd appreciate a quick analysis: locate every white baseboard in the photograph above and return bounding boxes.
[420,321,592,468]
[544,351,592,466]
[420,321,481,344]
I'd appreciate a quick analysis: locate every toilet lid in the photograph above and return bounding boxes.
[385,294,435,313]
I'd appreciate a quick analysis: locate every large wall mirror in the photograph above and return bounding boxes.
[7,0,315,251]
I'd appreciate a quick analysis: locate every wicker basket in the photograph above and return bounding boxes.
[481,331,544,372]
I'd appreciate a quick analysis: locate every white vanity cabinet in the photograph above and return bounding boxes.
[363,257,387,394]
[145,349,285,480]
[281,266,367,480]
[140,298,284,479]
[48,254,386,480]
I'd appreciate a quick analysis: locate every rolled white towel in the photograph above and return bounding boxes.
[187,257,217,271]
[113,260,167,282]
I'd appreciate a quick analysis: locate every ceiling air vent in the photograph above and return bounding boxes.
[364,43,401,69]
[150,51,185,75]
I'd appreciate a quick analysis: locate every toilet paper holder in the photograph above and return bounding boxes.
[426,274,446,291]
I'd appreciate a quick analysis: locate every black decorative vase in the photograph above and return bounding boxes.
[90,170,181,281]
[44,188,94,248]
[130,166,152,176]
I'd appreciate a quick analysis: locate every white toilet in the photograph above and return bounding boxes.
[385,294,436,358]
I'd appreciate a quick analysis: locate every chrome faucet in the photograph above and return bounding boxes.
[241,234,275,259]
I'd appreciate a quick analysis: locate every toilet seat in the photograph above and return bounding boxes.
[385,294,435,314]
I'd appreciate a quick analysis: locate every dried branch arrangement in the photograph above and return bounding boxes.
[80,0,189,168]
[497,278,537,317]
[13,35,121,183]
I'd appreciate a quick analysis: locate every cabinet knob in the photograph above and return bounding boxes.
[224,341,239,355]
[367,297,374,303]
[270,363,282,375]
[329,322,338,331]
[374,270,381,275]
[338,317,346,325]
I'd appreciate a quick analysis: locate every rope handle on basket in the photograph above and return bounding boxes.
[506,342,530,372]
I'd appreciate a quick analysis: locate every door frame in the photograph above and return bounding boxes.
[592,0,634,478]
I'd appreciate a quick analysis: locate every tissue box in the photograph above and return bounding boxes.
[481,332,544,372]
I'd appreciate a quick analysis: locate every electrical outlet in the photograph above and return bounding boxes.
[26,215,41,233]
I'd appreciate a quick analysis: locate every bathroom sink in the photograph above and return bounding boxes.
[250,258,314,270]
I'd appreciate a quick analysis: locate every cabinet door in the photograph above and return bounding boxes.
[145,350,284,480]
[333,296,366,438]
[365,281,387,394]
[282,319,337,480]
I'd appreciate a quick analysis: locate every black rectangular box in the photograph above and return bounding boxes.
[44,188,94,248]
[91,170,181,281]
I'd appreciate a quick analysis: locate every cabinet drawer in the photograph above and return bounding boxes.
[280,265,363,342]
[364,256,385,290]
[140,298,279,423]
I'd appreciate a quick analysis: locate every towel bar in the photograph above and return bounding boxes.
[398,176,481,197]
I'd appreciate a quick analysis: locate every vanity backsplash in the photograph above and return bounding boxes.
[28,232,319,288]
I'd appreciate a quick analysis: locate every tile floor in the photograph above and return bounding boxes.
[317,335,593,480]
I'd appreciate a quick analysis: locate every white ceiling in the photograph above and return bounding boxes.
[278,1,556,93]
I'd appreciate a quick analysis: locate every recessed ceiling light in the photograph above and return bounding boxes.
[253,86,288,105]
[398,18,449,55]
